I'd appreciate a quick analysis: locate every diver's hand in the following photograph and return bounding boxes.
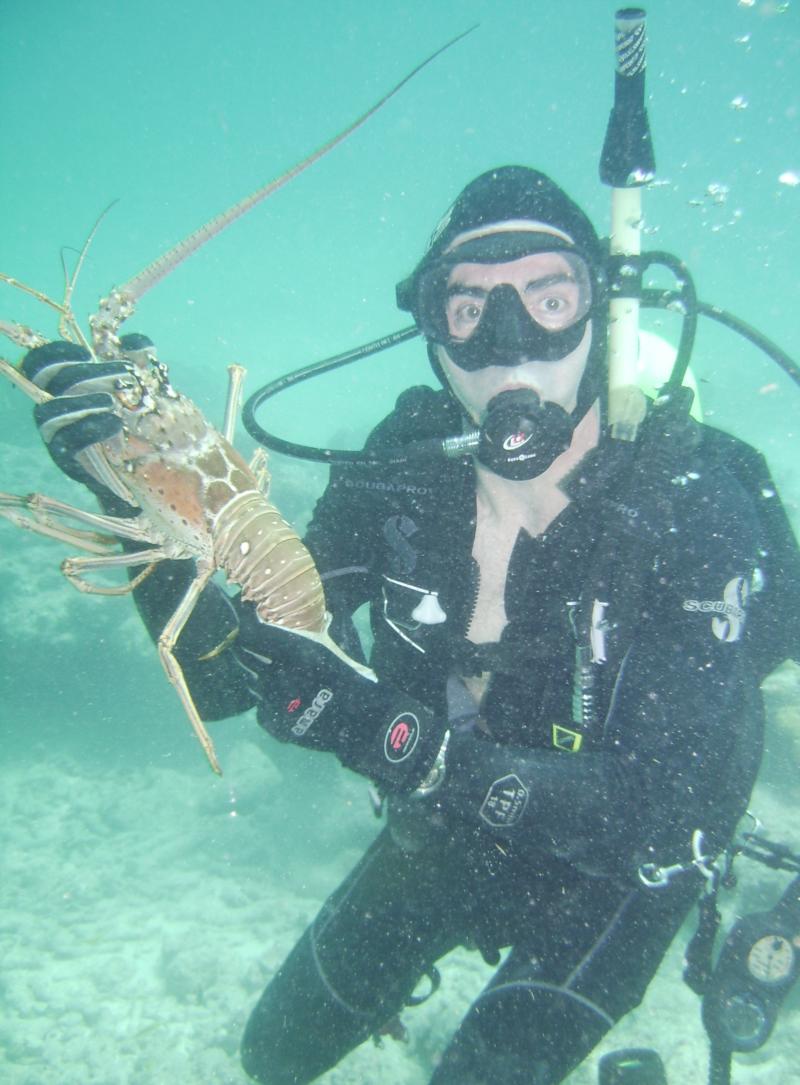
[233,601,449,794]
[22,337,144,514]
[417,726,534,837]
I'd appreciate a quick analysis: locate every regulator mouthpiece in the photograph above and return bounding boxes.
[476,388,575,480]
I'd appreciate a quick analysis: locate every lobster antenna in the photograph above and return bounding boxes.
[62,200,119,314]
[59,200,120,348]
[116,26,477,306]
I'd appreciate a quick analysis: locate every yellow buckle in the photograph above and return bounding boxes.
[552,724,583,752]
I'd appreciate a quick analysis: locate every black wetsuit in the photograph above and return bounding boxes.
[130,385,800,1085]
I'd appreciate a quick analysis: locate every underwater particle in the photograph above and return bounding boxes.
[758,383,779,395]
[737,0,755,7]
[735,33,752,44]
[666,298,688,316]
[707,183,730,204]
[730,95,749,111]
[778,170,800,186]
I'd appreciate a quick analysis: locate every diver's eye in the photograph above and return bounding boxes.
[525,285,582,330]
[446,297,485,338]
[460,301,483,322]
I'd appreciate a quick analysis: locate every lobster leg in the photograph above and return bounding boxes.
[156,563,223,775]
[222,364,246,443]
[0,502,116,554]
[62,548,164,595]
[1,355,53,403]
[248,448,270,497]
[0,490,154,548]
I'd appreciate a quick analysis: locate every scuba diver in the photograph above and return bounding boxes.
[19,162,800,1085]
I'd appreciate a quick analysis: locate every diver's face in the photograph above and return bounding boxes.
[438,252,593,424]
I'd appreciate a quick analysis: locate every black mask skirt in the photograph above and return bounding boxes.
[447,282,590,369]
[408,241,598,371]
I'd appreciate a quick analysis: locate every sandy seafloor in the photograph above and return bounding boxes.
[2,0,800,1082]
[1,683,799,1085]
[1,685,799,1085]
[0,763,797,1085]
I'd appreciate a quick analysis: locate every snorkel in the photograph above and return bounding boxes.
[600,7,655,442]
[242,12,799,467]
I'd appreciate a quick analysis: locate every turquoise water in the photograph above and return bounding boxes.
[1,2,799,1082]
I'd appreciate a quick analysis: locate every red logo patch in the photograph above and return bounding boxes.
[384,712,419,763]
[503,431,532,451]
[390,722,410,750]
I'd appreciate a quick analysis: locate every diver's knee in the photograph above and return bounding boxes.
[239,1041,277,1085]
[432,979,613,1085]
[240,1036,300,1085]
[240,990,370,1085]
[240,926,377,1085]
[240,1013,285,1085]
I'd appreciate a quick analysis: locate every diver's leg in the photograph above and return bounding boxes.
[429,874,699,1085]
[241,827,461,1085]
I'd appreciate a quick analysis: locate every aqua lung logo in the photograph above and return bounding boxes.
[502,431,533,452]
[682,576,749,643]
[383,713,420,763]
[290,688,333,737]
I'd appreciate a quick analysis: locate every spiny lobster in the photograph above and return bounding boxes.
[0,31,473,773]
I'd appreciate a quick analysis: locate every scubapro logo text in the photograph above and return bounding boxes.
[682,576,749,643]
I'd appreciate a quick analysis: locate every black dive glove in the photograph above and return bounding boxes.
[233,601,449,794]
[423,727,535,834]
[388,726,533,856]
[23,341,126,489]
[22,337,150,516]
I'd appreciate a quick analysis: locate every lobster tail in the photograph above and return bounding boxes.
[214,491,326,632]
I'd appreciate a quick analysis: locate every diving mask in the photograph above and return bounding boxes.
[399,233,596,371]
